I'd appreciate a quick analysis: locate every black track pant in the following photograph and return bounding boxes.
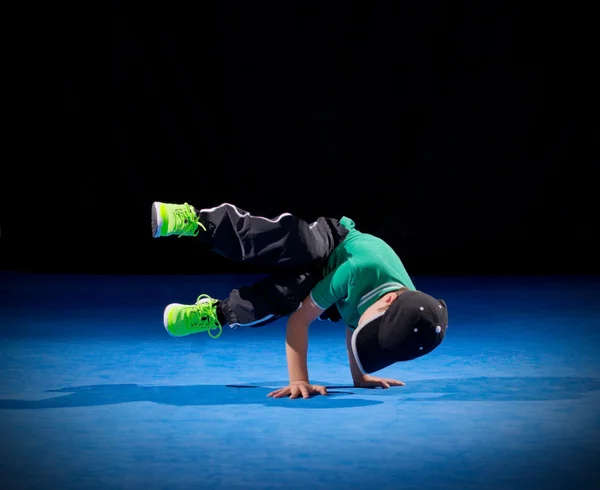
[193,203,348,328]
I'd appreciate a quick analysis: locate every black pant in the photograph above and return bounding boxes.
[194,203,348,327]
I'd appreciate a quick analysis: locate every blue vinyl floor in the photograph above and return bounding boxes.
[0,271,599,489]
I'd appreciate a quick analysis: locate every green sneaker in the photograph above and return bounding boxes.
[163,295,223,338]
[152,202,206,238]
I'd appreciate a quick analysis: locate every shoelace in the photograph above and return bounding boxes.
[174,203,207,237]
[188,294,223,339]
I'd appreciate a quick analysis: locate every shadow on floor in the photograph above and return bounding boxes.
[0,376,598,410]
[0,384,378,410]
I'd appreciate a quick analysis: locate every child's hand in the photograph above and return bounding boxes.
[353,375,405,389]
[267,381,328,399]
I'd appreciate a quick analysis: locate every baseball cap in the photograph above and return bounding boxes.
[351,290,448,374]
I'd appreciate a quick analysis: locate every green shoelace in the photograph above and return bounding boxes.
[188,294,223,339]
[174,203,207,237]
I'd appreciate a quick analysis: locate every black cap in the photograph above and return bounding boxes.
[351,290,448,374]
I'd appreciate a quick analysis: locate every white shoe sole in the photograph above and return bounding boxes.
[152,202,164,238]
[163,303,181,337]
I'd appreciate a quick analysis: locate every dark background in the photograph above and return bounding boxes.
[2,2,596,276]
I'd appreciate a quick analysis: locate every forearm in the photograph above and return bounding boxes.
[346,327,364,381]
[286,316,310,383]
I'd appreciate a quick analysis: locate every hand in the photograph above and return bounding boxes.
[267,381,328,399]
[353,375,405,389]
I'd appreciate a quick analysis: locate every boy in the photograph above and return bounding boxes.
[152,201,448,399]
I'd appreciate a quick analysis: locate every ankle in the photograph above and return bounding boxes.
[216,302,227,326]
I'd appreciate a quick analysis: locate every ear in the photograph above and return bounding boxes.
[383,292,398,304]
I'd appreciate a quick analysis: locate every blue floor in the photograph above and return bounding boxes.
[1,271,599,489]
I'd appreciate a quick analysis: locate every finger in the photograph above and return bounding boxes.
[300,385,310,399]
[388,379,405,386]
[380,381,390,389]
[381,378,404,386]
[318,386,328,396]
[272,389,288,399]
[290,387,300,399]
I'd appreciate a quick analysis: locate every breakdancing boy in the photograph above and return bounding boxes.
[152,202,448,399]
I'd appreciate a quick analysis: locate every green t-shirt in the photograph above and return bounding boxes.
[310,217,416,329]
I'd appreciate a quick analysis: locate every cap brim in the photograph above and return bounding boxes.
[351,314,398,374]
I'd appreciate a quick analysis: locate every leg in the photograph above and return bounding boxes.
[220,275,343,327]
[152,201,348,270]
[155,202,348,338]
[218,269,320,328]
[163,268,323,337]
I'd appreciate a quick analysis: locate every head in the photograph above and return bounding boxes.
[351,289,448,374]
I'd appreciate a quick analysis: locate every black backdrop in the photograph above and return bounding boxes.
[2,2,596,276]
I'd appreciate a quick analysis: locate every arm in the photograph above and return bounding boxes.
[346,325,406,388]
[346,326,364,382]
[267,295,328,398]
[286,295,324,383]
[269,265,348,399]
[288,264,349,380]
